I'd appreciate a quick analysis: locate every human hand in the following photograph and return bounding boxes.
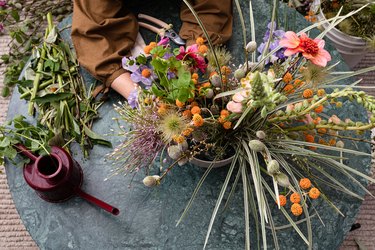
[111,72,138,99]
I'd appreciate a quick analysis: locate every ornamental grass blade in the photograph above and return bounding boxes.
[278,140,371,156]
[234,0,248,66]
[263,181,280,250]
[203,153,238,249]
[249,0,256,62]
[259,0,277,62]
[241,164,251,250]
[223,165,242,211]
[176,159,215,226]
[323,66,375,85]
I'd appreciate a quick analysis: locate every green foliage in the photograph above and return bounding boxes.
[0,115,53,166]
[0,0,72,97]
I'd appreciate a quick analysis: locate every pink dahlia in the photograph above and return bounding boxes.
[176,44,207,73]
[279,31,331,67]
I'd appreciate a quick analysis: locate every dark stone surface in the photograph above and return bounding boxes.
[5,1,371,249]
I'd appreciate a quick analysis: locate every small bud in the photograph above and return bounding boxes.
[234,68,246,80]
[256,130,266,140]
[168,145,181,160]
[248,140,266,152]
[246,41,257,53]
[210,74,222,87]
[275,173,290,188]
[336,140,345,148]
[267,160,280,175]
[143,175,161,187]
[205,89,214,98]
[178,140,189,152]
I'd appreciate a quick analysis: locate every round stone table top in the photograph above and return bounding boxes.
[5,1,371,249]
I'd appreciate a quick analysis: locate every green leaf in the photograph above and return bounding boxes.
[151,84,164,97]
[3,147,17,159]
[0,137,11,148]
[10,10,20,22]
[34,93,73,104]
[82,124,112,147]
[151,58,168,73]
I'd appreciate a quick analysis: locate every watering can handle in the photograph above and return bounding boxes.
[14,144,38,162]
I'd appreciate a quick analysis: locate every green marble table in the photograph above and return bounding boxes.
[5,1,371,249]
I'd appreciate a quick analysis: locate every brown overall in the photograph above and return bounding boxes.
[71,0,233,88]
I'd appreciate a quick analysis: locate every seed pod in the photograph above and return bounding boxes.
[256,130,266,140]
[275,173,290,188]
[336,141,345,148]
[248,140,266,152]
[167,145,181,160]
[234,68,246,80]
[246,41,257,53]
[210,74,222,87]
[178,157,188,166]
[178,140,189,152]
[205,89,214,98]
[143,175,161,187]
[267,160,280,175]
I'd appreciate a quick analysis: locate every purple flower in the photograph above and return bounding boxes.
[258,22,287,64]
[122,56,139,72]
[130,66,156,88]
[0,1,6,8]
[163,52,174,60]
[127,89,139,109]
[167,70,176,80]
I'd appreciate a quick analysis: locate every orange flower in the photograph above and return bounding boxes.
[283,72,293,83]
[317,89,326,96]
[172,135,185,144]
[279,31,331,67]
[218,116,227,124]
[158,107,167,115]
[223,121,232,130]
[317,128,327,135]
[201,82,211,88]
[291,203,303,216]
[198,45,208,54]
[309,188,320,199]
[220,109,230,117]
[191,106,201,115]
[303,89,313,98]
[221,66,231,75]
[192,73,199,80]
[299,178,312,190]
[290,192,301,203]
[141,68,152,78]
[305,134,315,143]
[277,195,287,207]
[313,117,322,125]
[293,79,304,88]
[182,128,194,136]
[182,110,192,119]
[328,139,336,146]
[176,99,185,108]
[318,138,327,145]
[192,79,198,85]
[144,45,152,54]
[192,114,204,127]
[314,105,324,114]
[283,84,295,94]
[196,37,204,45]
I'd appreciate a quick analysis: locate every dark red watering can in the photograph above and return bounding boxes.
[15,144,119,216]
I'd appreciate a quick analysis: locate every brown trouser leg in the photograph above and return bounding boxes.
[71,0,233,88]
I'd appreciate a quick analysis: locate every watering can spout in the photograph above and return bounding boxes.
[15,144,38,162]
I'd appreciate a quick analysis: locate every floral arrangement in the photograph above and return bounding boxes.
[108,1,375,249]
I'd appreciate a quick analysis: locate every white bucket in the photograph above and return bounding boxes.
[315,2,369,68]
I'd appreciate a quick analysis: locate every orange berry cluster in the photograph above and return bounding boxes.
[144,42,157,54]
[276,178,321,216]
[196,37,208,54]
